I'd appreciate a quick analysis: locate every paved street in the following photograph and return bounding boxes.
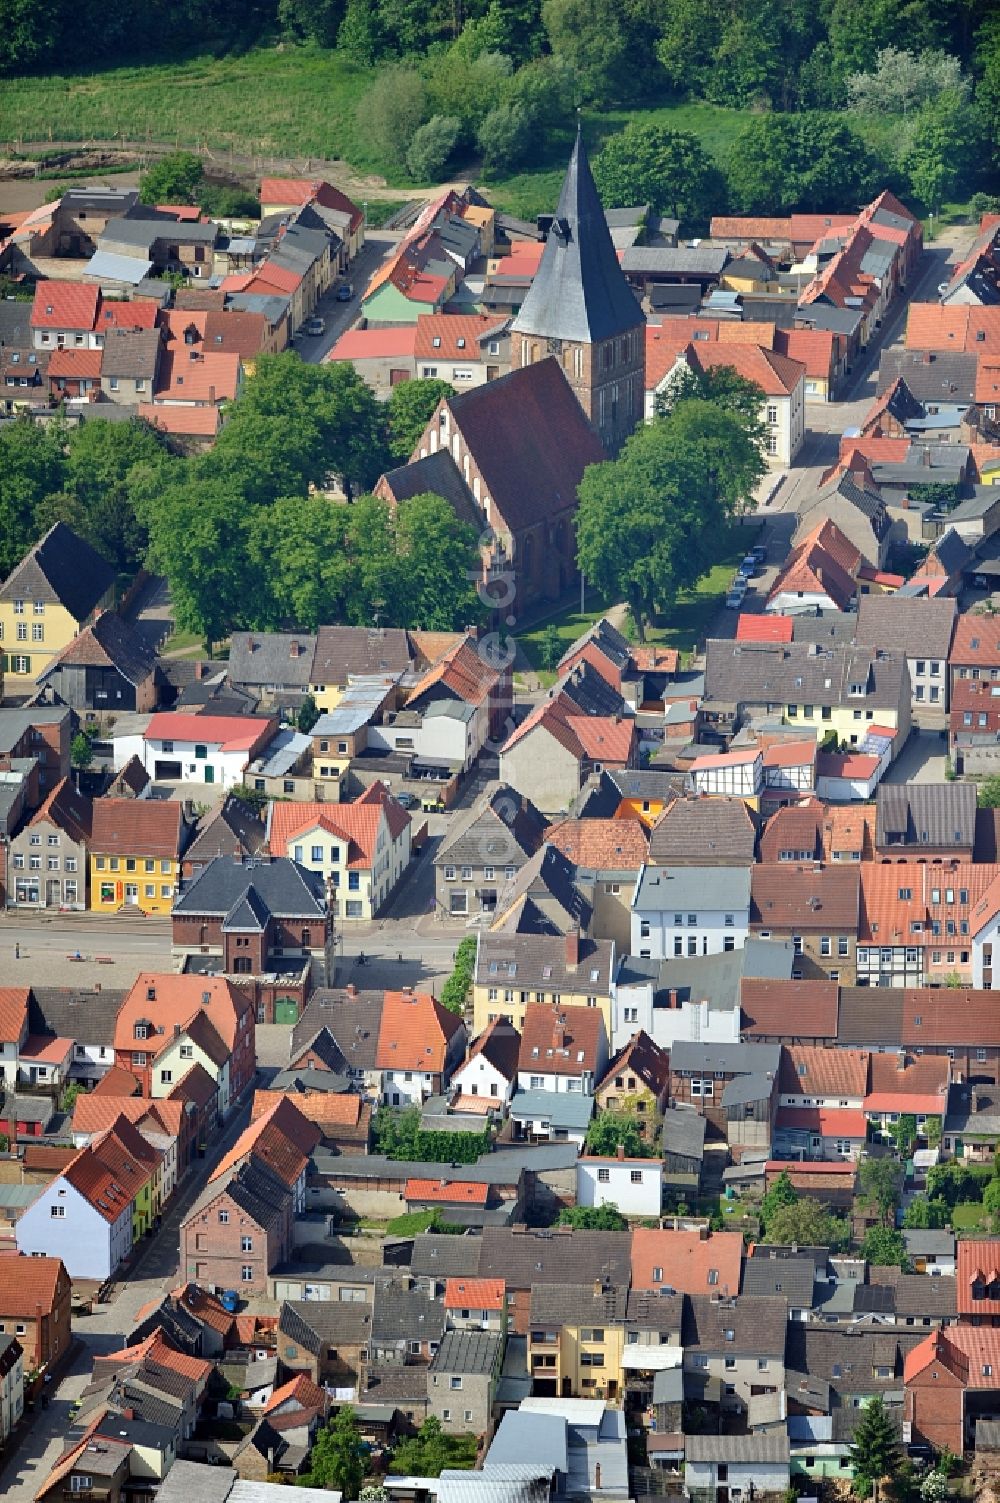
[0,1098,251,1503]
[0,911,172,988]
[296,232,399,364]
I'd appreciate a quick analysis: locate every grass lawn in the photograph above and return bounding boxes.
[517,588,616,684]
[953,1201,991,1232]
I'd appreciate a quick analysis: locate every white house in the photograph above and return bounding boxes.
[450,1019,519,1111]
[115,712,278,790]
[368,701,484,774]
[17,1157,133,1280]
[0,1336,24,1447]
[685,749,761,799]
[631,864,751,962]
[684,1434,790,1501]
[815,729,895,803]
[652,345,805,467]
[762,741,816,801]
[971,872,1000,988]
[516,1003,608,1097]
[576,1153,663,1217]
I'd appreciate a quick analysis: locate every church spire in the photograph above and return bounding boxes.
[512,127,643,345]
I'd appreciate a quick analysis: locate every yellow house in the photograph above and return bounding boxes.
[472,932,615,1038]
[308,625,412,715]
[528,1285,627,1402]
[268,785,413,922]
[0,521,116,692]
[89,799,189,916]
[149,1014,230,1114]
[594,1032,671,1144]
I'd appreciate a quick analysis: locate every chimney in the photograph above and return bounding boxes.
[173,1024,181,1037]
[699,1225,709,1241]
[290,641,301,658]
[593,1278,602,1297]
[553,1021,565,1050]
[565,929,580,968]
[897,1051,907,1072]
[346,983,358,998]
[402,985,413,997]
[95,982,101,993]
[194,660,205,680]
[209,384,216,403]
[595,1463,602,1490]
[616,1143,625,1161]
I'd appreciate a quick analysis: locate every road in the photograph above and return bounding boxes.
[0,1098,252,1503]
[295,232,399,364]
[0,911,172,988]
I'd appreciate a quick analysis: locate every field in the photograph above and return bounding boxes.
[0,44,913,222]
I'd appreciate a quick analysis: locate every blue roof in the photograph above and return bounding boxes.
[83,250,154,285]
[507,1089,593,1132]
[488,1411,568,1474]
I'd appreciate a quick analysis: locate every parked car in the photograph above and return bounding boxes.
[739,554,758,578]
[219,1290,240,1313]
[306,316,326,336]
[725,587,745,609]
[751,543,768,564]
[395,791,419,809]
[336,283,354,302]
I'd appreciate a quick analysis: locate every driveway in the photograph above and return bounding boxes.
[883,727,949,784]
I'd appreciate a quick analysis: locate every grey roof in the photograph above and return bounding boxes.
[311,680,397,737]
[438,783,547,867]
[633,862,751,914]
[0,522,115,623]
[704,637,906,711]
[372,1279,446,1344]
[84,250,153,284]
[249,727,310,778]
[795,303,865,337]
[879,349,978,405]
[621,247,729,276]
[652,1367,684,1405]
[742,1255,816,1306]
[530,1282,628,1326]
[661,1106,707,1162]
[279,1299,372,1353]
[291,989,384,1071]
[649,797,757,865]
[174,855,326,919]
[408,1232,483,1279]
[721,1071,775,1107]
[183,795,267,867]
[145,1460,233,1503]
[639,939,794,1014]
[0,708,69,756]
[511,129,643,345]
[866,1267,957,1319]
[493,844,592,934]
[787,1325,924,1393]
[312,1147,532,1188]
[685,1434,789,1464]
[876,780,976,850]
[29,985,124,1046]
[855,595,956,661]
[901,1229,955,1257]
[683,1295,787,1358]
[40,608,157,690]
[430,1329,501,1375]
[671,1040,781,1077]
[507,1088,593,1131]
[487,1410,568,1474]
[478,1226,630,1290]
[311,626,411,686]
[100,328,162,379]
[476,930,612,994]
[378,450,481,530]
[928,524,973,576]
[102,212,218,248]
[229,632,316,690]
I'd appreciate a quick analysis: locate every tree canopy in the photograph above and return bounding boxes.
[593,123,716,223]
[389,1417,478,1476]
[306,1407,367,1498]
[556,1203,629,1230]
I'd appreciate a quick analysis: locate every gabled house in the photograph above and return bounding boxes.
[631,863,752,962]
[115,710,277,790]
[375,990,467,1106]
[0,1252,71,1372]
[451,1019,520,1114]
[267,783,412,921]
[472,928,615,1037]
[181,794,267,879]
[114,972,255,1106]
[89,797,192,915]
[544,816,648,952]
[516,1001,608,1096]
[29,280,100,351]
[435,783,546,923]
[594,1031,670,1137]
[500,692,637,814]
[750,863,861,982]
[181,1153,294,1296]
[0,522,115,692]
[856,596,957,717]
[630,1226,744,1299]
[7,776,91,911]
[36,609,158,713]
[170,855,332,1018]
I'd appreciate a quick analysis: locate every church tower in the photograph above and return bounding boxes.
[511,126,646,455]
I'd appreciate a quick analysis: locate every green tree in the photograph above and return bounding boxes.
[389,1417,477,1476]
[307,1407,366,1498]
[979,775,1000,808]
[850,1395,901,1495]
[859,1156,904,1226]
[427,48,512,132]
[556,1203,628,1230]
[440,934,477,1013]
[725,113,882,214]
[575,399,764,641]
[860,1225,908,1269]
[477,101,533,172]
[65,416,170,573]
[364,66,428,169]
[393,493,483,630]
[593,123,715,224]
[902,1195,949,1229]
[338,0,384,62]
[846,46,969,114]
[145,480,248,650]
[541,0,645,103]
[139,151,204,206]
[760,1169,798,1233]
[406,114,462,180]
[766,1198,849,1251]
[245,495,352,630]
[71,731,93,769]
[904,92,979,213]
[0,0,61,71]
[278,0,343,45]
[0,419,68,576]
[888,1113,918,1157]
[386,378,453,460]
[297,693,320,733]
[655,364,766,449]
[540,623,562,670]
[585,1111,652,1160]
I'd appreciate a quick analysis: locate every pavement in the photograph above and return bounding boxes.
[0,1097,252,1503]
[882,726,949,784]
[0,911,173,988]
[295,233,399,364]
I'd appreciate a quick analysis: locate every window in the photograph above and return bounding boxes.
[630,1170,643,1184]
[598,1167,610,1183]
[69,1480,92,1494]
[241,1266,254,1282]
[159,1069,172,1085]
[450,1376,463,1390]
[50,1204,65,1218]
[241,1235,253,1252]
[219,1210,229,1223]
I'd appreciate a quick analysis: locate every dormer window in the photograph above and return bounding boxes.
[456,337,465,349]
[432,336,441,348]
[134,1023,148,1040]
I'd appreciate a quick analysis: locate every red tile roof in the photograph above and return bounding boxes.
[631,1227,743,1297]
[406,1178,488,1204]
[773,326,842,381]
[957,1239,1000,1317]
[780,1045,869,1099]
[268,798,383,871]
[48,349,103,380]
[115,973,250,1055]
[736,614,793,643]
[0,989,28,1046]
[518,1002,604,1076]
[31,281,99,331]
[265,1373,326,1414]
[443,1277,505,1310]
[0,1252,66,1317]
[945,1323,1000,1382]
[776,1106,867,1138]
[144,712,274,751]
[408,635,501,709]
[950,614,1000,670]
[98,299,160,331]
[329,327,417,362]
[89,797,187,860]
[414,312,507,360]
[139,403,220,437]
[154,348,240,403]
[905,304,1000,353]
[865,1051,950,1115]
[740,979,839,1040]
[259,177,362,232]
[376,990,464,1072]
[544,817,648,871]
[685,341,805,396]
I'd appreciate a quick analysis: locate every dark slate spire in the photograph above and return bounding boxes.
[512,125,644,345]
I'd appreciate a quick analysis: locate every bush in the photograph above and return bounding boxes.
[440,935,477,1016]
[477,101,532,172]
[405,114,461,181]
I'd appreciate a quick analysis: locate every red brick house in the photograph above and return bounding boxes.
[0,1252,71,1371]
[904,1329,968,1456]
[181,1153,292,1296]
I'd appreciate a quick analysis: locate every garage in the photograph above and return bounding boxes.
[155,759,182,780]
